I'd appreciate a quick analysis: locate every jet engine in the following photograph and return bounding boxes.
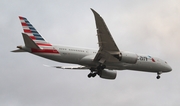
[120,51,138,64]
[98,70,117,79]
[114,51,138,64]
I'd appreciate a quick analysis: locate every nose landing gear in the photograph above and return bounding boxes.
[156,75,160,79]
[156,72,162,79]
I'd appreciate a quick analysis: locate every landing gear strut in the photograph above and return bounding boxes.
[88,64,106,78]
[156,72,162,79]
[87,68,97,78]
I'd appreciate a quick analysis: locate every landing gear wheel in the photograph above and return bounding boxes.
[156,72,162,79]
[92,73,97,77]
[88,73,92,78]
[88,72,97,78]
[88,64,106,78]
[156,76,160,79]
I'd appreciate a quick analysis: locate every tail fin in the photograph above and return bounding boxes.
[19,16,52,49]
[16,16,59,54]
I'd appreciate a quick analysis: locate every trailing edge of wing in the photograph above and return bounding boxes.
[91,8,120,53]
[91,8,121,63]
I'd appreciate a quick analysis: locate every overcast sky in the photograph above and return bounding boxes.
[1,0,180,106]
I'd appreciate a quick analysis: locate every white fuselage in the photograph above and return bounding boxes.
[14,11,172,80]
[33,45,171,73]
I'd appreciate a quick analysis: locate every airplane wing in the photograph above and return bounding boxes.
[91,9,121,63]
[44,64,89,69]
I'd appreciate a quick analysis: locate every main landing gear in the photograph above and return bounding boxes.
[88,72,97,78]
[88,64,106,78]
[156,72,162,79]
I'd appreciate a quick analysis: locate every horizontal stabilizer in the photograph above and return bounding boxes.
[22,33,40,49]
[11,49,26,52]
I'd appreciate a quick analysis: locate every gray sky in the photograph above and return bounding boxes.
[0,0,180,106]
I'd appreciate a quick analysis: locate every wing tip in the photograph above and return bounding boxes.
[90,8,101,18]
[90,8,96,13]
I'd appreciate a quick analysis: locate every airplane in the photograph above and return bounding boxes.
[12,8,172,80]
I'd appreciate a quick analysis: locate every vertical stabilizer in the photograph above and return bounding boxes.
[16,16,59,54]
[19,16,53,49]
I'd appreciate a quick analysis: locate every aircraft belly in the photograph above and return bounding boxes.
[34,53,62,62]
[59,54,83,64]
[124,61,160,73]
[35,53,161,73]
[104,62,125,70]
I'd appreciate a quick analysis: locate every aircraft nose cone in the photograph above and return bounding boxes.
[166,65,172,72]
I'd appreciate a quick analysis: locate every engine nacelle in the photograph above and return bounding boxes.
[98,70,117,80]
[120,51,138,64]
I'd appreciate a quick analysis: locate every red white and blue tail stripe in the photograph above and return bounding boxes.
[19,16,59,54]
